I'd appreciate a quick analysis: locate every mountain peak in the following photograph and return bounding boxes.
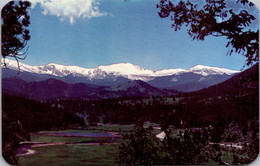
[98,63,154,76]
[188,64,240,76]
[190,64,210,69]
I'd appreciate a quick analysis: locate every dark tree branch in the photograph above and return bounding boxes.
[1,0,31,71]
[157,0,258,67]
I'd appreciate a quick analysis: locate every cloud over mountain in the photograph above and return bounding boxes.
[29,0,107,24]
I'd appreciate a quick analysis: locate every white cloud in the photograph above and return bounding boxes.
[28,0,107,24]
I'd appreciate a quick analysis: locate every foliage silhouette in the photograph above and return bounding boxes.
[2,1,31,71]
[117,123,163,165]
[117,123,234,165]
[157,0,259,66]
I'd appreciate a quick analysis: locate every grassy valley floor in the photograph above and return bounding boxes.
[17,125,132,165]
[17,125,249,165]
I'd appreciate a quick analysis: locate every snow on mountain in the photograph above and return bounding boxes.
[155,69,187,76]
[2,59,240,81]
[2,59,108,79]
[98,63,153,75]
[188,65,240,76]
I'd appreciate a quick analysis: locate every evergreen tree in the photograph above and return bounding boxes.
[118,123,215,165]
[2,0,31,70]
[117,123,163,165]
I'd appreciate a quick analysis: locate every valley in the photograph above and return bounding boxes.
[2,0,258,164]
[2,61,259,165]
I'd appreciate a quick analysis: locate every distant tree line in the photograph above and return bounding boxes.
[55,89,258,130]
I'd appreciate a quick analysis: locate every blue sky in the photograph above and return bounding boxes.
[3,0,259,70]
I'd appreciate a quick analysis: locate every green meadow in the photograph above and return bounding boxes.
[18,144,118,165]
[17,125,243,165]
[18,125,132,165]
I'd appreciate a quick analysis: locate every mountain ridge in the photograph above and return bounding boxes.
[189,63,259,97]
[2,59,240,92]
[2,59,239,80]
[2,77,177,101]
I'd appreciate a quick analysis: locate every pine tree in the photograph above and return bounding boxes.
[2,0,31,71]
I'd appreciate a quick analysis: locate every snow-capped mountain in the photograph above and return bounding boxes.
[188,65,239,76]
[2,59,240,92]
[2,59,239,81]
